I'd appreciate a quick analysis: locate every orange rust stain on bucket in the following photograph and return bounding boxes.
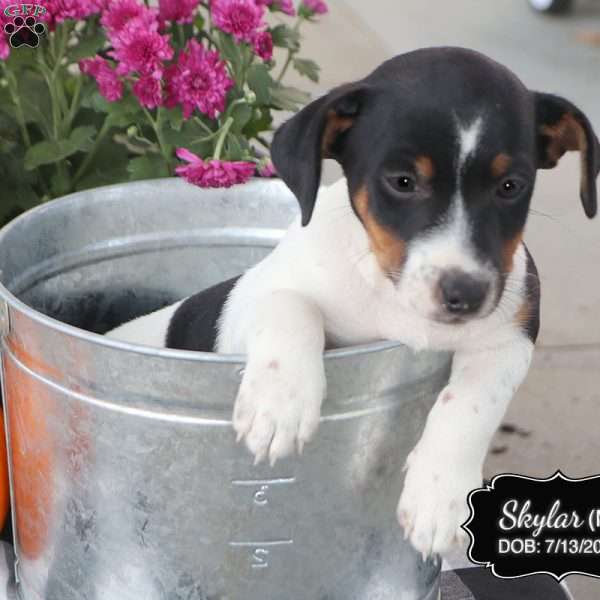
[0,411,9,532]
[4,355,55,559]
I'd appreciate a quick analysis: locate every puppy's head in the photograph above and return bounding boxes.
[272,47,599,324]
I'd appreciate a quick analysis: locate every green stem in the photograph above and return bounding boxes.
[73,117,112,184]
[143,106,173,173]
[1,65,31,148]
[53,24,71,132]
[213,116,234,160]
[177,24,186,48]
[194,117,214,135]
[255,135,270,150]
[65,76,82,132]
[276,19,304,83]
[37,55,60,140]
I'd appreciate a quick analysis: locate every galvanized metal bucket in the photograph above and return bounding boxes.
[0,179,450,600]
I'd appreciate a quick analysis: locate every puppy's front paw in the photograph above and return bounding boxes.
[232,356,326,465]
[397,447,481,559]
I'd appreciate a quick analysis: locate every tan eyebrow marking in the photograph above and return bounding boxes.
[491,153,512,178]
[415,155,435,180]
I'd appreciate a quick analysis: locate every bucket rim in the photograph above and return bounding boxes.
[0,179,406,365]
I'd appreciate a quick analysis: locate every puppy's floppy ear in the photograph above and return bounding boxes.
[271,82,371,226]
[534,92,600,219]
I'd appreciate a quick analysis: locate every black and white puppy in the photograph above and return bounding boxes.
[107,47,599,557]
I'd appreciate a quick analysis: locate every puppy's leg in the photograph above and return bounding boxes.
[232,290,326,466]
[397,333,533,558]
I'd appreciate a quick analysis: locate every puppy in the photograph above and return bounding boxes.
[107,47,599,557]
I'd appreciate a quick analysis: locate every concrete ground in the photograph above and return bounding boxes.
[292,2,600,598]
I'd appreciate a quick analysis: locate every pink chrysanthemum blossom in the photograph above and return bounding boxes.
[89,0,112,10]
[133,74,163,108]
[110,22,173,77]
[0,35,9,61]
[176,148,255,188]
[257,0,295,16]
[257,159,276,177]
[164,39,233,119]
[79,56,123,102]
[101,0,158,36]
[302,0,327,14]
[159,0,199,24]
[211,0,264,43]
[252,30,273,61]
[44,0,100,25]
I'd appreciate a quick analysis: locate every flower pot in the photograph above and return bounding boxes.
[0,179,450,600]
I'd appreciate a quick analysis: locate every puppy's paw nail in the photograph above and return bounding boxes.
[253,450,267,466]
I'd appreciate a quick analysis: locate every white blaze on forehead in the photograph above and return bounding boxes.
[440,115,486,254]
[457,116,484,172]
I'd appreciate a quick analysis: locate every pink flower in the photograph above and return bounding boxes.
[159,0,199,24]
[252,30,273,61]
[133,74,163,108]
[110,22,173,77]
[101,0,158,36]
[164,39,233,119]
[257,0,295,16]
[43,0,100,25]
[79,56,123,102]
[210,0,264,43]
[302,0,327,14]
[176,148,255,188]
[0,35,9,61]
[257,159,276,177]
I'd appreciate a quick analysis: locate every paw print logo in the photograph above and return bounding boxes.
[4,15,46,49]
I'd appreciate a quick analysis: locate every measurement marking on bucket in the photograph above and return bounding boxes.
[232,477,295,506]
[229,539,294,570]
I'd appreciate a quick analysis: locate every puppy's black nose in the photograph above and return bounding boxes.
[438,270,490,316]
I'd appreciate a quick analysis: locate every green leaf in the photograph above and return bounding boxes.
[164,106,184,132]
[243,107,273,138]
[127,155,170,181]
[298,4,317,19]
[69,125,97,149]
[24,125,97,170]
[16,71,52,131]
[75,138,130,191]
[270,25,300,51]
[193,14,205,32]
[247,64,273,105]
[67,29,106,61]
[50,169,71,197]
[225,134,250,161]
[270,85,310,112]
[162,118,214,151]
[218,31,242,72]
[292,57,320,83]
[230,103,253,134]
[84,91,142,127]
[4,46,38,70]
[0,112,20,153]
[0,151,42,226]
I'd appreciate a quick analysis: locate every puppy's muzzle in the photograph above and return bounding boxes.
[437,269,490,319]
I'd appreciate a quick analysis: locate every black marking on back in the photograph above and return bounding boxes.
[166,276,241,352]
[522,245,540,342]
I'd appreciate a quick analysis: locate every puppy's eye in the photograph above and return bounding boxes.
[387,174,417,195]
[497,178,525,201]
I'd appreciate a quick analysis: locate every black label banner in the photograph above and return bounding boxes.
[463,471,600,581]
